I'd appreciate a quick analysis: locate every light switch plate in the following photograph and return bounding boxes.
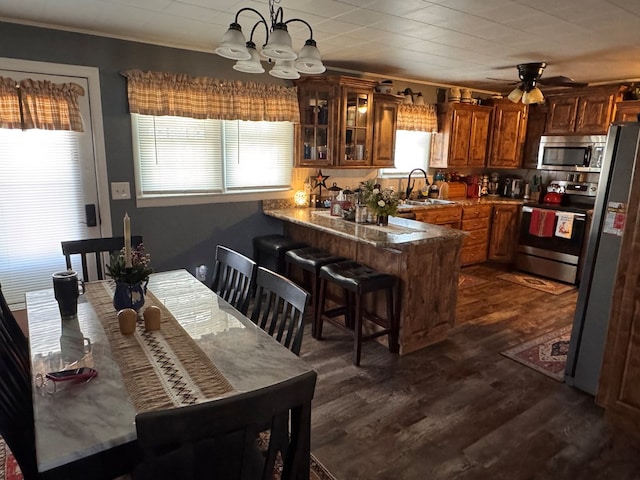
[111,182,131,200]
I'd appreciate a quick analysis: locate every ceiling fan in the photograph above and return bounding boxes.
[491,62,588,104]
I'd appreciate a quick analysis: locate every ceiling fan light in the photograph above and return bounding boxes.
[522,87,544,104]
[261,23,297,60]
[233,42,265,74]
[508,86,524,103]
[269,60,300,80]
[294,39,326,74]
[215,23,251,60]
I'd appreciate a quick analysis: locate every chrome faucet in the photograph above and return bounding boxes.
[405,168,429,199]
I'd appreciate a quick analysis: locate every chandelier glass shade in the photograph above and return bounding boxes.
[215,0,326,78]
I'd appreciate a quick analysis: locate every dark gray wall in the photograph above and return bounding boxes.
[0,21,285,281]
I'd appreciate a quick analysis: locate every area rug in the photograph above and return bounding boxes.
[497,272,575,295]
[458,273,489,289]
[272,452,336,480]
[501,325,573,381]
[0,436,22,480]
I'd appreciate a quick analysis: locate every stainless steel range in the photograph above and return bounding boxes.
[515,181,597,285]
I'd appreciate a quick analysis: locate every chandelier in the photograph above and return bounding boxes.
[507,63,546,105]
[215,0,326,79]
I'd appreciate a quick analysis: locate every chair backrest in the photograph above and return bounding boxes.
[250,267,309,356]
[210,245,257,315]
[133,370,317,480]
[61,235,143,281]
[0,284,38,479]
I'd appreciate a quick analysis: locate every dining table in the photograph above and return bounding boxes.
[26,269,317,480]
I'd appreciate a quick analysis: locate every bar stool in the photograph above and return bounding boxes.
[317,261,399,366]
[285,247,345,337]
[252,235,307,274]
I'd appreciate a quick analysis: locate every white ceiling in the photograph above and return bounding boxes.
[2,0,640,93]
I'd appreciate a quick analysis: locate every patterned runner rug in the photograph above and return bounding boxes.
[501,325,573,381]
[497,272,575,295]
[458,273,489,289]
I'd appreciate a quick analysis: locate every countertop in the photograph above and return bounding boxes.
[263,208,467,248]
[397,196,524,212]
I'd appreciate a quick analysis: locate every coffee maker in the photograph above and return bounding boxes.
[501,177,524,198]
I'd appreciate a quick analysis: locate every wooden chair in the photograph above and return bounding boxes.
[133,370,317,480]
[210,246,257,315]
[61,236,143,281]
[250,267,310,356]
[0,283,38,479]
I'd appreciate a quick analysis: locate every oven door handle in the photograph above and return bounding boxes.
[522,206,587,220]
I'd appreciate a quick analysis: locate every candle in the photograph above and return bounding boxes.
[124,213,132,268]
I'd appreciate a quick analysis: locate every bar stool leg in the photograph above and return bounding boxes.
[310,271,321,338]
[354,293,364,366]
[315,277,327,340]
[386,287,399,353]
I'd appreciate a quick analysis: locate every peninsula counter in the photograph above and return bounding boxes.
[263,208,467,355]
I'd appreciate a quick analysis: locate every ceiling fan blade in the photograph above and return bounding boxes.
[486,77,519,85]
[539,76,588,88]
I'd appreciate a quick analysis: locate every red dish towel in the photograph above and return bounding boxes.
[529,208,556,237]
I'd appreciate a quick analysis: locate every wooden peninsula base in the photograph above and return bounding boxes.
[264,209,467,355]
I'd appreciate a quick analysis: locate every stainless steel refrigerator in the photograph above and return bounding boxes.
[565,122,640,395]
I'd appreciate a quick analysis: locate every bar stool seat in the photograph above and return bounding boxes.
[285,247,345,337]
[252,235,307,274]
[318,261,399,366]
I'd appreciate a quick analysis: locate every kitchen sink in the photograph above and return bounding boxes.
[404,198,456,206]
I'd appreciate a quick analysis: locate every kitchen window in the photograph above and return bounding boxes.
[379,130,432,177]
[131,114,294,206]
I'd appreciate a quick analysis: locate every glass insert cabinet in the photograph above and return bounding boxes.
[295,76,398,168]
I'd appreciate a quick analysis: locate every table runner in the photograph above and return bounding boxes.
[84,281,235,413]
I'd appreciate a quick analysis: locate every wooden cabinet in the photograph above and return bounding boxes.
[487,99,528,169]
[544,85,624,135]
[460,204,492,266]
[414,205,462,229]
[522,103,547,169]
[294,76,398,168]
[372,94,400,167]
[614,100,640,123]
[488,203,520,262]
[430,103,492,168]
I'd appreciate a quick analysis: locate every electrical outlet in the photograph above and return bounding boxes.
[111,182,131,200]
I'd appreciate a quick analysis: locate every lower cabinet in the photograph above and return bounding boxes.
[460,205,492,265]
[413,206,462,229]
[488,204,520,262]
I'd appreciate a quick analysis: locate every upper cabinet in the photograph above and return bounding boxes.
[372,94,400,167]
[294,76,398,168]
[544,85,625,135]
[522,103,547,169]
[486,99,528,169]
[614,100,640,123]
[430,102,492,168]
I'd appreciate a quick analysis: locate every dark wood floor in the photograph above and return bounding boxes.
[300,263,640,480]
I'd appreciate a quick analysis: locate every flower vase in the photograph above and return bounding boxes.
[377,214,389,226]
[113,281,147,312]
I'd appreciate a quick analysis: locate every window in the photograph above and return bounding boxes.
[132,114,293,203]
[379,130,432,177]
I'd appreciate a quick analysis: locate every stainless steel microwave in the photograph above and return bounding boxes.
[537,135,606,172]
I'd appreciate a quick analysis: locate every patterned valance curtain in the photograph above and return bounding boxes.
[397,104,438,132]
[0,76,85,132]
[0,77,21,129]
[122,70,300,123]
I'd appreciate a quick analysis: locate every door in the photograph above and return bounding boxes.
[575,93,615,135]
[545,96,579,134]
[0,60,108,307]
[449,108,472,167]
